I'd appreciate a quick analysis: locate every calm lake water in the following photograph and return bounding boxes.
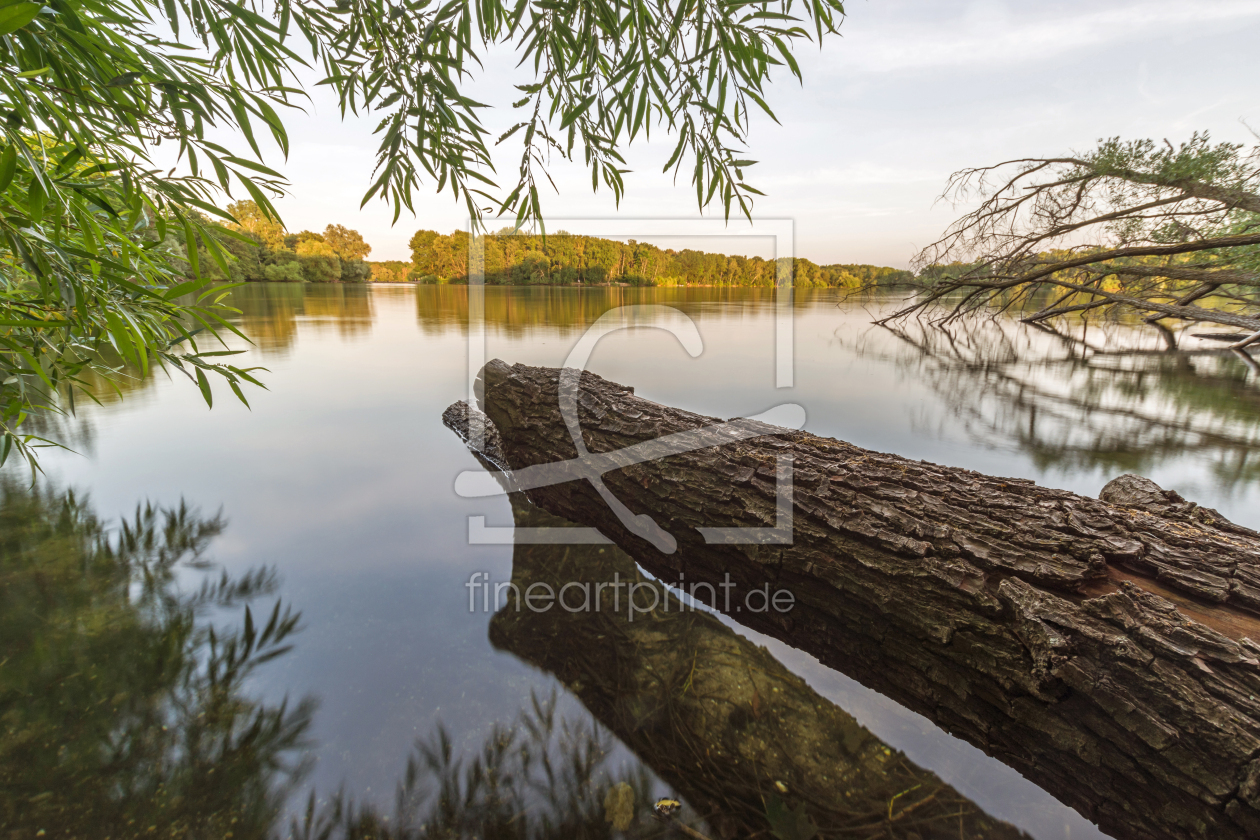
[5,283,1259,839]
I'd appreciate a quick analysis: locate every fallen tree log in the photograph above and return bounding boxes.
[448,359,1260,840]
[484,486,1033,840]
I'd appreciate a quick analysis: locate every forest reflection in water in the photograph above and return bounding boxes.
[222,284,1260,497]
[0,476,1035,840]
[13,283,1258,839]
[19,284,383,453]
[232,283,377,352]
[411,284,784,337]
[55,283,1260,501]
[0,481,661,839]
[858,317,1260,494]
[0,480,312,837]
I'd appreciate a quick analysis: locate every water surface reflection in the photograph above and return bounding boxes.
[487,491,1033,840]
[233,283,376,353]
[17,283,1258,840]
[867,319,1260,495]
[0,481,312,837]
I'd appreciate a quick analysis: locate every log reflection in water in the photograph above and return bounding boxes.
[487,492,1032,840]
[867,319,1260,490]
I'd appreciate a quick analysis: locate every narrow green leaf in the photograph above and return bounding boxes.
[181,217,201,279]
[195,367,213,407]
[0,318,68,328]
[27,177,47,222]
[164,278,208,301]
[0,144,17,192]
[229,379,250,407]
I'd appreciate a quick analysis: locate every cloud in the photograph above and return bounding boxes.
[835,0,1260,75]
[756,163,943,188]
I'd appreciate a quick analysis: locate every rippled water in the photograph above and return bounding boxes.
[5,284,1258,839]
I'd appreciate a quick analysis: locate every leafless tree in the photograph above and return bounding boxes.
[878,133,1260,351]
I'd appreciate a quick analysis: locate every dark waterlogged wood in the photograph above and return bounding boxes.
[448,359,1260,840]
[485,491,1033,840]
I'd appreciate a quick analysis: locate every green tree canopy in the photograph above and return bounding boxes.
[228,199,287,251]
[0,0,846,469]
[323,223,371,261]
[404,227,912,288]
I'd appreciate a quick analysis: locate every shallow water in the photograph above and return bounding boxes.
[6,284,1258,839]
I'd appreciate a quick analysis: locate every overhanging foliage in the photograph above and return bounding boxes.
[0,0,847,469]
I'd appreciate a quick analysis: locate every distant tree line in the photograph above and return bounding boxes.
[198,201,374,283]
[378,228,913,288]
[368,260,413,283]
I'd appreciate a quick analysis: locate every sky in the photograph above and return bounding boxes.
[253,0,1260,267]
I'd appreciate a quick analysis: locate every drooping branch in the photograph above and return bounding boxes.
[1108,265,1258,287]
[1020,275,1260,330]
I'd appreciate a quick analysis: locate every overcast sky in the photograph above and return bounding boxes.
[257,0,1260,267]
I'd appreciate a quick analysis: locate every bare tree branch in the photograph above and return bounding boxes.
[877,134,1260,341]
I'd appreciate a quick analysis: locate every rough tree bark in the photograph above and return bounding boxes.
[448,359,1260,840]
[483,488,1033,840]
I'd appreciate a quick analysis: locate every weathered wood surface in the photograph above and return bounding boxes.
[449,359,1260,840]
[486,490,1033,840]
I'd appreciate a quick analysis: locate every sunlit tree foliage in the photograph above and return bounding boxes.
[403,227,912,287]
